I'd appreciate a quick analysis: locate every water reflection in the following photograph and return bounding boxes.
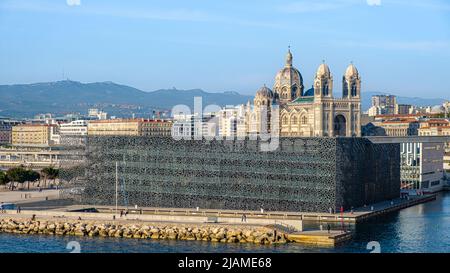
[0,192,449,253]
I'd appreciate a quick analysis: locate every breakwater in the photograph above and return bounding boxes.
[0,218,289,245]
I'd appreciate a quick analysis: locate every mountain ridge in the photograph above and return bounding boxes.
[0,80,446,118]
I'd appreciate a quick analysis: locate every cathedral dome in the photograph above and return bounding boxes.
[255,85,274,98]
[274,49,303,90]
[345,63,359,78]
[275,67,303,86]
[316,63,331,78]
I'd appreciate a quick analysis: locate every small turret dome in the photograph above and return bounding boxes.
[345,63,359,78]
[255,85,274,98]
[316,62,331,78]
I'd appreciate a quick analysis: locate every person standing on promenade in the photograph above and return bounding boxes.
[327,224,331,234]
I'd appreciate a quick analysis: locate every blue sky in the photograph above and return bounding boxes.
[0,0,449,98]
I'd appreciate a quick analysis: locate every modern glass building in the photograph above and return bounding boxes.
[69,136,400,213]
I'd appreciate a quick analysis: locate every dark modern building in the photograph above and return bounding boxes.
[70,136,400,213]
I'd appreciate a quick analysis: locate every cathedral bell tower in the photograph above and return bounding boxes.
[342,63,361,99]
[314,62,333,99]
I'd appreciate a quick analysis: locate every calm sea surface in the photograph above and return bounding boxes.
[1,192,449,253]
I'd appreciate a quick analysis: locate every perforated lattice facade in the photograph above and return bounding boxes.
[64,137,400,213]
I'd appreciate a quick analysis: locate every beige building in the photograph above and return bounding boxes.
[243,49,361,137]
[88,119,172,136]
[374,118,420,136]
[141,119,173,137]
[418,119,450,136]
[12,124,58,146]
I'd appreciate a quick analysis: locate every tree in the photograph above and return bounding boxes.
[6,167,40,190]
[26,170,40,190]
[6,167,28,190]
[41,167,59,188]
[0,171,10,188]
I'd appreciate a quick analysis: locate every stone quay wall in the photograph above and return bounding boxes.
[0,218,289,245]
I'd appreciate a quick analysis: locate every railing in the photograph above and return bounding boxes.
[273,220,297,233]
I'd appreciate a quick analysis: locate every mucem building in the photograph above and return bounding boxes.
[65,136,400,213]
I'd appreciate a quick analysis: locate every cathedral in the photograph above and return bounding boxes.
[245,49,361,137]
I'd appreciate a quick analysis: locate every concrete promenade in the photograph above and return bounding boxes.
[1,188,436,224]
[0,190,437,247]
[63,194,435,223]
[0,189,60,205]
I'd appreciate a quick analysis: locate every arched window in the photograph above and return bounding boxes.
[282,115,288,124]
[351,83,357,96]
[301,116,308,125]
[281,87,288,99]
[291,86,297,99]
[292,115,298,124]
[322,82,329,96]
[343,81,349,97]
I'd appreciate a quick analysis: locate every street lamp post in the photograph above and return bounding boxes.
[115,161,118,215]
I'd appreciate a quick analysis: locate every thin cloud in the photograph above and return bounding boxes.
[387,0,450,11]
[0,0,282,28]
[277,0,360,13]
[337,40,450,51]
[66,0,81,7]
[366,0,382,6]
[278,0,450,13]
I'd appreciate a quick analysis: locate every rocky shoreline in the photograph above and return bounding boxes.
[0,218,289,245]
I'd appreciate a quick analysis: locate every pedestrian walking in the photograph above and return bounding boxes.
[327,224,331,234]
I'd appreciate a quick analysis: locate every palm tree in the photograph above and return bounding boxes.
[41,167,59,189]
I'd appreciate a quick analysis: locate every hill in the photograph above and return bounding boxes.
[0,80,253,118]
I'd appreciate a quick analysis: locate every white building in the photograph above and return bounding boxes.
[172,113,218,139]
[218,105,247,138]
[368,106,383,117]
[400,142,445,193]
[60,120,88,136]
[88,108,108,120]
